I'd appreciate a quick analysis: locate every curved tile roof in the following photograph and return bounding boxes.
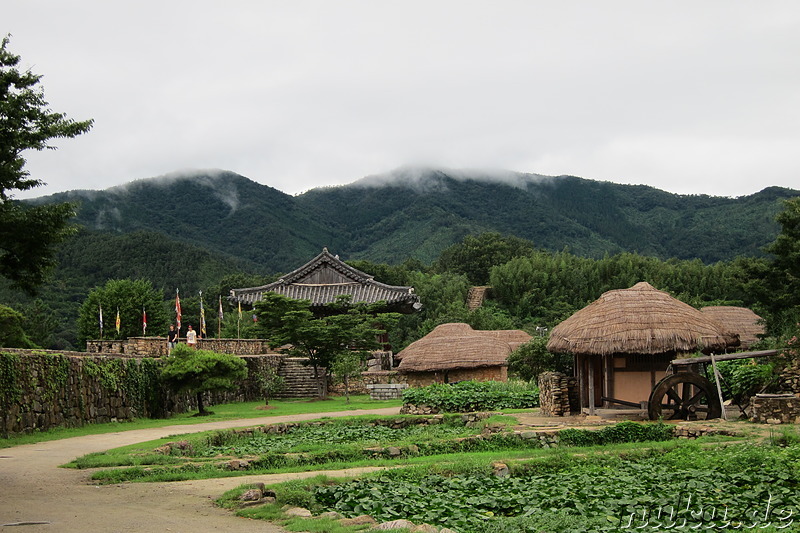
[229,248,421,311]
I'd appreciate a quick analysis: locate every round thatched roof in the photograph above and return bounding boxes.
[396,323,531,372]
[700,306,764,349]
[547,282,737,356]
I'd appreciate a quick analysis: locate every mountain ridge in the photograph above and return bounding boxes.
[29,168,799,269]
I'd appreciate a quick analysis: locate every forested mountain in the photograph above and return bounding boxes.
[32,171,340,273]
[0,229,268,348]
[9,167,798,349]
[33,168,797,269]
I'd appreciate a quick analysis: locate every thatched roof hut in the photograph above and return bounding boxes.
[547,282,736,356]
[700,306,765,349]
[396,323,531,384]
[546,282,739,414]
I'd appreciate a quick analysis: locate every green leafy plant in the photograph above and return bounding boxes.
[558,421,674,447]
[402,380,539,412]
[254,366,285,406]
[507,335,572,381]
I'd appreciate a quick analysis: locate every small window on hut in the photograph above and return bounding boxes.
[613,357,627,369]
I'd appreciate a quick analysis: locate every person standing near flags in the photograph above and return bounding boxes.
[186,324,199,348]
[167,324,178,355]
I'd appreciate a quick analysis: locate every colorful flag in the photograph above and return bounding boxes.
[238,301,242,320]
[99,304,104,333]
[252,314,258,323]
[175,289,182,331]
[218,295,224,322]
[115,308,120,334]
[199,291,206,336]
[143,307,147,335]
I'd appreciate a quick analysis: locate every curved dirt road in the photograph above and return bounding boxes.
[0,407,401,532]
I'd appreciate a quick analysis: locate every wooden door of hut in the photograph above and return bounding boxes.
[576,354,604,409]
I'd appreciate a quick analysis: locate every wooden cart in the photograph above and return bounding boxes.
[646,349,778,420]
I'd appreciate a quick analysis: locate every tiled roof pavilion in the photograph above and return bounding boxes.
[229,248,422,313]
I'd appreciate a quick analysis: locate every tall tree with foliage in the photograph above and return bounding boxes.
[161,344,248,415]
[254,293,399,397]
[389,270,471,351]
[508,335,572,381]
[761,197,800,334]
[77,279,168,344]
[331,350,365,404]
[0,303,35,348]
[435,232,536,285]
[0,36,93,293]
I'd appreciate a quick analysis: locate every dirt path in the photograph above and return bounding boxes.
[0,407,401,532]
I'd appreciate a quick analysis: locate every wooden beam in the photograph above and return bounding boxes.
[588,357,596,415]
[671,349,778,366]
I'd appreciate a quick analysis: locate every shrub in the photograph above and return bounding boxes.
[558,421,674,446]
[161,344,248,415]
[402,380,539,412]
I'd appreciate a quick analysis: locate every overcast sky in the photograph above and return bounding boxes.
[7,1,800,200]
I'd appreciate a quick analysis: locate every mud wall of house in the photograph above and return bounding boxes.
[402,366,507,387]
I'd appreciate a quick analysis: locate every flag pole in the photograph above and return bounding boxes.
[237,300,242,340]
[218,295,223,338]
[199,290,206,339]
[175,288,182,335]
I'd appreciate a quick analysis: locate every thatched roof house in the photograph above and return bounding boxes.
[547,282,737,412]
[700,306,765,349]
[548,282,735,356]
[397,323,532,386]
[229,248,421,314]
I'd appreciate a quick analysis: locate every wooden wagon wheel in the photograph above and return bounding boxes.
[648,372,722,421]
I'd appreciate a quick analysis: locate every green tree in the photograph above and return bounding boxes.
[0,304,35,348]
[435,232,535,285]
[0,36,93,293]
[160,344,248,415]
[508,336,572,382]
[20,299,59,348]
[254,366,285,406]
[390,271,471,351]
[76,279,168,345]
[254,293,397,397]
[331,350,365,404]
[761,197,800,335]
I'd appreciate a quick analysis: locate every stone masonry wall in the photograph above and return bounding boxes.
[0,350,283,436]
[749,394,800,424]
[778,358,800,395]
[361,370,408,400]
[86,337,276,357]
[538,371,579,416]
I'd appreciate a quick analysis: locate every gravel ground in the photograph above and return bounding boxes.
[0,407,400,532]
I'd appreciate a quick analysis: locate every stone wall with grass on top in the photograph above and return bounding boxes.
[0,350,285,436]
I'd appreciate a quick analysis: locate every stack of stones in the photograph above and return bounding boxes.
[399,403,439,415]
[750,393,800,424]
[778,358,800,395]
[538,371,578,416]
[673,425,738,439]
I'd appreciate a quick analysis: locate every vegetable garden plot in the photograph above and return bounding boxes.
[313,442,800,532]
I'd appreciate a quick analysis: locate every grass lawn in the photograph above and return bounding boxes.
[0,395,402,449]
